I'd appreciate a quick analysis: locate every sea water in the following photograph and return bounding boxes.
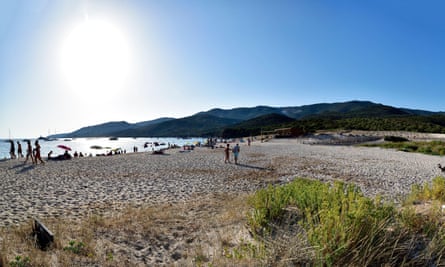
[0,137,204,160]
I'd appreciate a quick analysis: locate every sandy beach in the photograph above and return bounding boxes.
[2,137,445,265]
[1,137,443,228]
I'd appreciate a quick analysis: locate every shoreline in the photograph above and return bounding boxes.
[1,138,444,227]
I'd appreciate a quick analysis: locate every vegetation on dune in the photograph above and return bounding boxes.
[290,115,445,134]
[4,177,445,266]
[365,140,445,156]
[0,194,258,266]
[217,113,445,138]
[221,113,296,138]
[248,177,445,266]
[405,176,445,204]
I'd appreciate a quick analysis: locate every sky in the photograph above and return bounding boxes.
[1,0,445,138]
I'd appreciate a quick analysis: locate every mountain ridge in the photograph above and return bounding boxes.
[49,100,445,138]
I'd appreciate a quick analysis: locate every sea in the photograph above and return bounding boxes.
[0,137,205,160]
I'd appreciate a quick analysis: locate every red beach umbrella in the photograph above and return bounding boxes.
[57,144,72,151]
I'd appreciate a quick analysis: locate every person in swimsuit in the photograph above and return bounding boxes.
[224,143,231,163]
[34,140,45,164]
[24,140,34,164]
[17,141,23,158]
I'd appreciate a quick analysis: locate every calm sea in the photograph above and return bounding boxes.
[0,137,204,160]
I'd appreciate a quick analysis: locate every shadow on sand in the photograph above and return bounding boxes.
[235,163,274,171]
[9,162,26,170]
[10,163,36,173]
[151,152,170,156]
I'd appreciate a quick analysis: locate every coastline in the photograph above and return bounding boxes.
[2,137,445,265]
[1,137,443,227]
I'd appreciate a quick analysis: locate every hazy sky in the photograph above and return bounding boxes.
[1,0,444,138]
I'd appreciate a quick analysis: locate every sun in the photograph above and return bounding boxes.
[60,19,130,99]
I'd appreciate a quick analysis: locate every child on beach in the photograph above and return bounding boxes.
[224,144,231,163]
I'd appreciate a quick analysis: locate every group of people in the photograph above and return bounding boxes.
[47,150,74,161]
[8,138,246,165]
[224,143,241,164]
[8,139,45,164]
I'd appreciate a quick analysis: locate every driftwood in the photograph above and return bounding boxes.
[33,218,54,250]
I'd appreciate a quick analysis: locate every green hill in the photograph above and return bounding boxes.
[221,113,295,138]
[114,114,241,137]
[290,115,445,133]
[49,100,445,138]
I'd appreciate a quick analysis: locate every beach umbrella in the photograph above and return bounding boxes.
[57,144,72,151]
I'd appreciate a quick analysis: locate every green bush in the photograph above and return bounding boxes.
[248,178,397,265]
[9,255,31,267]
[368,140,445,156]
[384,136,409,142]
[401,143,418,152]
[406,176,445,203]
[248,177,445,266]
[247,178,328,234]
[63,240,87,255]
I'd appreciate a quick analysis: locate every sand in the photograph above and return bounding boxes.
[0,138,443,227]
[2,137,445,265]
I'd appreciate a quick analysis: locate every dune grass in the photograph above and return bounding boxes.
[365,140,445,156]
[3,177,445,266]
[247,177,445,266]
[0,193,259,266]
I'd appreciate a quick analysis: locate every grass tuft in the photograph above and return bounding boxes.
[248,177,445,266]
[0,193,259,266]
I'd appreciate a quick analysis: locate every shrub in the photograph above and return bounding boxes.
[247,178,328,234]
[9,255,31,267]
[369,140,445,156]
[63,240,87,255]
[248,177,445,266]
[406,176,445,203]
[431,176,445,201]
[401,143,418,152]
[248,178,398,265]
[384,136,409,142]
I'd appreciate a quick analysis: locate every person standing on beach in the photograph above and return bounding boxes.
[232,143,240,164]
[9,140,16,159]
[24,140,34,164]
[34,140,45,164]
[17,141,23,158]
[224,143,231,163]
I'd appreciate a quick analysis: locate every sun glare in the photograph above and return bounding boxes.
[60,19,130,99]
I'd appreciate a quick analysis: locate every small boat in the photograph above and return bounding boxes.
[38,136,56,141]
[109,137,119,141]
